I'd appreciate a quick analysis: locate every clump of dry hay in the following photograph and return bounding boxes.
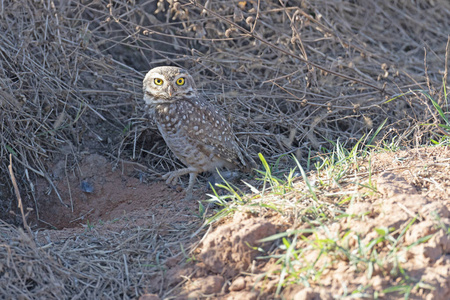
[0,218,187,298]
[0,0,142,223]
[0,0,449,296]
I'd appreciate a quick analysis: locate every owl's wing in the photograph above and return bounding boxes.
[182,98,255,172]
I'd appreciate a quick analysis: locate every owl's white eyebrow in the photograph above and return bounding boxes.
[174,74,186,80]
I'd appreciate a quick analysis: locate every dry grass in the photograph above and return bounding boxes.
[0,217,197,298]
[0,0,449,298]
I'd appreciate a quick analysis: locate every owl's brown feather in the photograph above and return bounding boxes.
[143,66,255,200]
[154,98,253,172]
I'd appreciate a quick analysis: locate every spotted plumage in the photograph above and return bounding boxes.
[143,66,255,200]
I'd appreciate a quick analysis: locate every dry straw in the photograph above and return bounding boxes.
[0,0,449,297]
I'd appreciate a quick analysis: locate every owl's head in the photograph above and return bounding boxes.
[143,66,197,105]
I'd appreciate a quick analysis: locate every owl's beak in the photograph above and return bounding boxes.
[168,85,174,97]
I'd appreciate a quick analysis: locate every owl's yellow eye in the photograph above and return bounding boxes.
[176,77,185,86]
[154,78,164,85]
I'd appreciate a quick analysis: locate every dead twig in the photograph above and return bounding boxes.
[8,154,32,236]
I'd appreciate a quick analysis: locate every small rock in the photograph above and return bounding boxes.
[294,287,320,300]
[377,172,417,197]
[139,294,160,300]
[226,291,258,300]
[80,180,94,193]
[230,276,246,291]
[404,220,436,244]
[422,203,450,219]
[200,275,225,294]
[187,290,202,298]
[346,202,373,216]
[371,275,386,290]
[165,256,179,268]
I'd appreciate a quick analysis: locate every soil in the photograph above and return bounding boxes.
[30,153,198,230]
[28,146,450,299]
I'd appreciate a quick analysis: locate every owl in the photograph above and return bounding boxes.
[143,66,256,200]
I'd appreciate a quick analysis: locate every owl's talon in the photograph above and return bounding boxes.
[163,172,179,186]
[182,188,194,201]
[165,184,177,190]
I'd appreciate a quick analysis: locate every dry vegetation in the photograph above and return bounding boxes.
[0,0,449,299]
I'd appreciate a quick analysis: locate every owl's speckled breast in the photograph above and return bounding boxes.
[154,101,232,172]
[154,103,184,134]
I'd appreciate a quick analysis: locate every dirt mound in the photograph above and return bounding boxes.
[198,213,277,278]
[168,147,450,299]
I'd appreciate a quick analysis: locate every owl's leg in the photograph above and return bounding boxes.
[183,172,198,201]
[163,167,199,200]
[162,167,194,186]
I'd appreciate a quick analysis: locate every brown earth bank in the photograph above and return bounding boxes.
[1,146,449,299]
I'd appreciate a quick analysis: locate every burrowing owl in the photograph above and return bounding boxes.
[143,66,255,200]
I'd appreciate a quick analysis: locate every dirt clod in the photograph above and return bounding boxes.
[229,276,246,292]
[200,275,225,294]
[377,172,418,196]
[225,291,259,300]
[199,217,277,277]
[139,294,160,300]
[293,288,321,300]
